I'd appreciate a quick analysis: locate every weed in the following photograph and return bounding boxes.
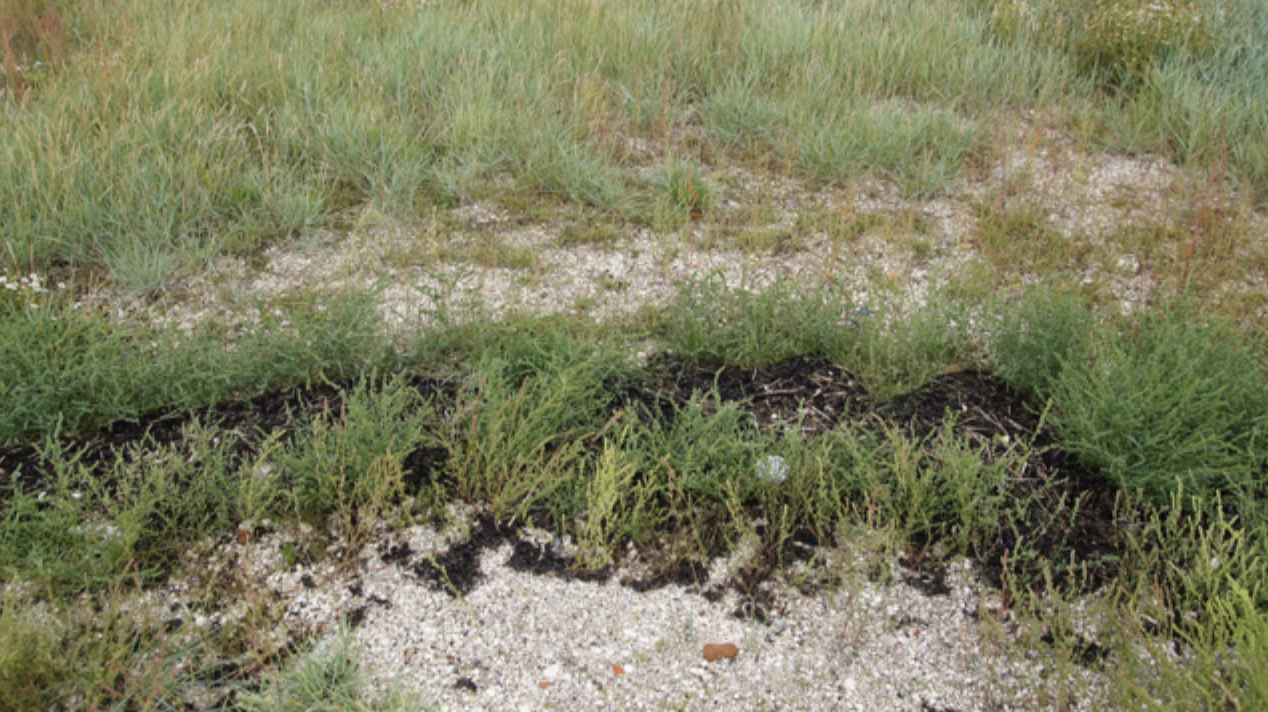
[558,221,622,250]
[648,158,715,222]
[1051,301,1268,501]
[574,432,650,570]
[0,582,212,712]
[461,236,540,270]
[990,282,1094,398]
[240,625,420,712]
[659,273,857,368]
[277,376,438,539]
[988,0,1223,85]
[0,270,60,314]
[974,205,1092,275]
[0,287,388,442]
[0,0,81,103]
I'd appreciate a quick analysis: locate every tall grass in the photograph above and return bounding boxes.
[1,0,1213,288]
[979,0,1268,196]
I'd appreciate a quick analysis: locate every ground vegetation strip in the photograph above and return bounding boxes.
[1,285,1266,710]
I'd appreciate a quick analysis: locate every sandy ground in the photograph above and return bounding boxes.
[140,114,1266,336]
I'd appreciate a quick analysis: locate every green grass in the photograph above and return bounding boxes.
[0,584,203,712]
[3,0,1267,288]
[657,273,860,368]
[646,156,716,225]
[240,625,419,712]
[990,281,1096,398]
[1050,301,1268,502]
[277,374,438,529]
[0,286,391,442]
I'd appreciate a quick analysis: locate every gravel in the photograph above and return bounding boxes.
[204,507,1110,711]
[145,116,1267,335]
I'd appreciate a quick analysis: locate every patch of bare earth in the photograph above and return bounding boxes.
[150,116,1267,335]
[39,504,1106,711]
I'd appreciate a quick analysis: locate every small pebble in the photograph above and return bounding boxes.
[703,643,739,662]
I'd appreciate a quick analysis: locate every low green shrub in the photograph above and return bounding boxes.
[443,322,631,521]
[0,422,248,589]
[1051,302,1268,501]
[991,283,1094,398]
[823,418,1019,553]
[636,394,774,506]
[987,0,1224,85]
[0,442,116,589]
[277,376,437,527]
[660,274,858,368]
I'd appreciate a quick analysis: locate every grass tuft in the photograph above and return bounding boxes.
[1050,301,1268,501]
[0,287,390,442]
[240,625,419,712]
[990,282,1094,398]
[658,273,857,368]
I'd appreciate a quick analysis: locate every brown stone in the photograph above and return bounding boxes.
[703,643,739,662]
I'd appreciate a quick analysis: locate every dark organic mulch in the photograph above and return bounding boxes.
[0,384,339,491]
[872,369,1120,593]
[641,355,870,436]
[0,354,1122,608]
[872,367,1041,445]
[405,514,612,598]
[0,376,451,496]
[635,361,1121,601]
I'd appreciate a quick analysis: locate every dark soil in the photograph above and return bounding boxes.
[870,368,1121,593]
[409,513,513,596]
[0,376,452,496]
[641,355,870,436]
[403,514,612,597]
[640,359,1120,599]
[0,354,1122,608]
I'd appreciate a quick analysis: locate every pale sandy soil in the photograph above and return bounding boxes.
[133,114,1266,336]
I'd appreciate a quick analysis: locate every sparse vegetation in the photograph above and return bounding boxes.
[2,0,1268,708]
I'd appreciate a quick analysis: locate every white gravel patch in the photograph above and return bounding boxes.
[163,508,1106,712]
[101,508,1109,711]
[346,535,1104,711]
[142,124,1266,336]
